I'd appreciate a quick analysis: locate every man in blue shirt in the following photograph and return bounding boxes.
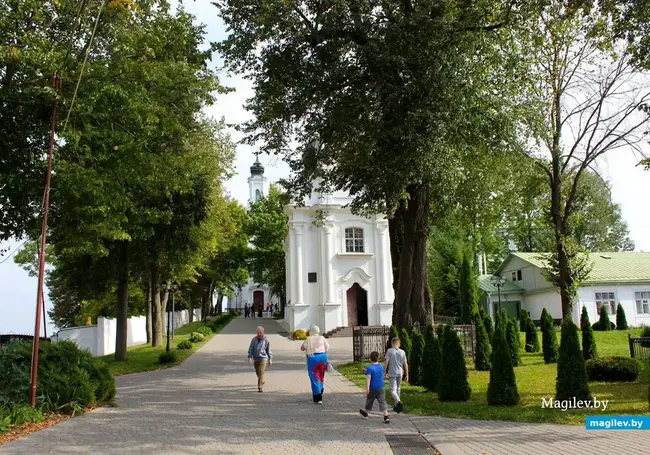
[248,326,272,392]
[359,351,390,424]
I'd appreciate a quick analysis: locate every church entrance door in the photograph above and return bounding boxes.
[346,283,368,327]
[253,290,264,317]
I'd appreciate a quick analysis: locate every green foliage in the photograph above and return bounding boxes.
[487,323,519,406]
[177,340,193,350]
[598,305,612,331]
[0,340,114,414]
[474,312,492,371]
[438,327,471,402]
[506,318,520,367]
[481,308,494,342]
[409,329,425,386]
[520,310,529,332]
[292,330,307,340]
[399,328,412,361]
[524,314,540,353]
[586,357,643,383]
[580,306,598,361]
[556,318,591,402]
[421,325,441,393]
[189,333,205,343]
[428,230,463,318]
[616,304,629,330]
[642,326,650,338]
[386,325,399,353]
[196,326,213,336]
[159,351,178,364]
[0,404,44,434]
[459,251,479,324]
[540,309,559,364]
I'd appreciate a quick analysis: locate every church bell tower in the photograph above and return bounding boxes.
[248,152,267,204]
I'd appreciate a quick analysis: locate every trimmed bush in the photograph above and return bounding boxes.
[586,357,642,382]
[556,317,591,402]
[592,320,615,331]
[159,351,178,364]
[481,308,494,342]
[400,328,412,361]
[438,326,471,402]
[639,326,650,348]
[616,304,629,330]
[474,311,491,371]
[580,306,598,361]
[487,323,519,406]
[597,305,612,331]
[189,332,205,343]
[524,315,540,353]
[197,325,213,336]
[506,318,520,367]
[540,308,558,364]
[421,325,441,393]
[177,340,193,350]
[386,325,399,353]
[409,328,425,385]
[292,329,307,340]
[520,310,529,332]
[459,251,478,324]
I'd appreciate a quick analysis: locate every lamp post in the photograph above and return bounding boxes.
[491,274,506,315]
[161,280,179,352]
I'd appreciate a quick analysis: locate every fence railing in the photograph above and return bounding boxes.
[352,323,476,362]
[628,334,650,361]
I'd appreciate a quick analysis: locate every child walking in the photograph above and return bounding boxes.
[359,351,390,424]
[384,336,408,413]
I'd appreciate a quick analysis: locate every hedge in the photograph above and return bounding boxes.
[586,357,643,382]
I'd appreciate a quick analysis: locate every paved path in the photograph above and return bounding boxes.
[1,317,648,454]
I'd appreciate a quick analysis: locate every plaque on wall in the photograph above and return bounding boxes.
[308,272,317,283]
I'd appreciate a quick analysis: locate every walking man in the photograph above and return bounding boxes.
[385,337,408,413]
[248,326,272,392]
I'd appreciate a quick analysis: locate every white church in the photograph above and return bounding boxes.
[283,180,394,336]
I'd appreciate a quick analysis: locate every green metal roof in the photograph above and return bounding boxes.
[478,274,524,293]
[498,252,650,284]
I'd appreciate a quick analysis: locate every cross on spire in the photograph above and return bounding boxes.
[254,151,261,162]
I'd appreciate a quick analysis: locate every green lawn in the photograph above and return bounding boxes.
[102,313,237,376]
[338,328,650,425]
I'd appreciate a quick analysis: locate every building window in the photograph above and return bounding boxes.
[595,292,616,315]
[344,227,364,253]
[511,270,522,282]
[517,270,522,281]
[511,272,516,281]
[255,189,261,201]
[635,291,650,315]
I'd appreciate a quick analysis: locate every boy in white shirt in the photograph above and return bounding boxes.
[384,337,408,413]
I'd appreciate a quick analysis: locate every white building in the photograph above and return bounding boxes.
[283,181,394,335]
[479,252,650,327]
[230,155,279,314]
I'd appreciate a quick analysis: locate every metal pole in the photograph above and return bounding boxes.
[498,285,502,314]
[30,75,60,407]
[166,301,171,352]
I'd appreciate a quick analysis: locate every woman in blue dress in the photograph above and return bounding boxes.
[301,325,330,404]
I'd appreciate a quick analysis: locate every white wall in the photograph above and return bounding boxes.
[55,308,202,357]
[523,289,562,322]
[578,285,650,327]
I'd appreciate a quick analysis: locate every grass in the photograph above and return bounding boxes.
[338,328,650,425]
[101,313,237,376]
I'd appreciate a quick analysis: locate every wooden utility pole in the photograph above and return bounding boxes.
[30,75,61,407]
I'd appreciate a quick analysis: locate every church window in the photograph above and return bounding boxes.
[255,189,261,201]
[345,228,364,253]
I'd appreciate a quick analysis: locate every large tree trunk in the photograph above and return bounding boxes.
[145,279,152,344]
[392,185,434,329]
[216,293,224,315]
[115,241,130,361]
[389,199,406,326]
[150,261,163,346]
[201,291,209,322]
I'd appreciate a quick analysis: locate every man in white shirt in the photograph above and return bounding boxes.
[384,337,408,413]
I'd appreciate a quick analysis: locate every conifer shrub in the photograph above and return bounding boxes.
[481,309,494,342]
[410,328,425,386]
[597,305,612,331]
[556,317,591,402]
[386,325,399,353]
[541,308,559,364]
[640,326,650,348]
[616,303,629,330]
[585,357,642,382]
[438,326,471,402]
[487,323,519,406]
[580,305,598,361]
[506,318,520,367]
[473,312,491,371]
[524,316,540,353]
[520,310,529,332]
[421,324,441,392]
[400,328,412,361]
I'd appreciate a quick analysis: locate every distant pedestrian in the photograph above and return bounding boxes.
[251,304,256,318]
[248,326,272,392]
[359,351,390,424]
[244,305,250,318]
[300,325,330,404]
[385,337,408,413]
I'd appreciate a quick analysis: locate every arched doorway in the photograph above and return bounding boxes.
[253,290,264,317]
[347,283,368,326]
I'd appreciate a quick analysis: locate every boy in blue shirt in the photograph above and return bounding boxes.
[359,351,390,424]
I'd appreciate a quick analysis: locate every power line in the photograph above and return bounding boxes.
[0,240,28,265]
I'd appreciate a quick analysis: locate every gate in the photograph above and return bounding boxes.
[629,334,650,361]
[353,326,390,362]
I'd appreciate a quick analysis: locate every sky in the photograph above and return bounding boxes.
[0,1,648,334]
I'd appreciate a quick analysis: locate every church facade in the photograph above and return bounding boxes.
[283,183,394,334]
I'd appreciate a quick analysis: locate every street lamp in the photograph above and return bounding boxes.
[161,280,179,352]
[491,274,506,315]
